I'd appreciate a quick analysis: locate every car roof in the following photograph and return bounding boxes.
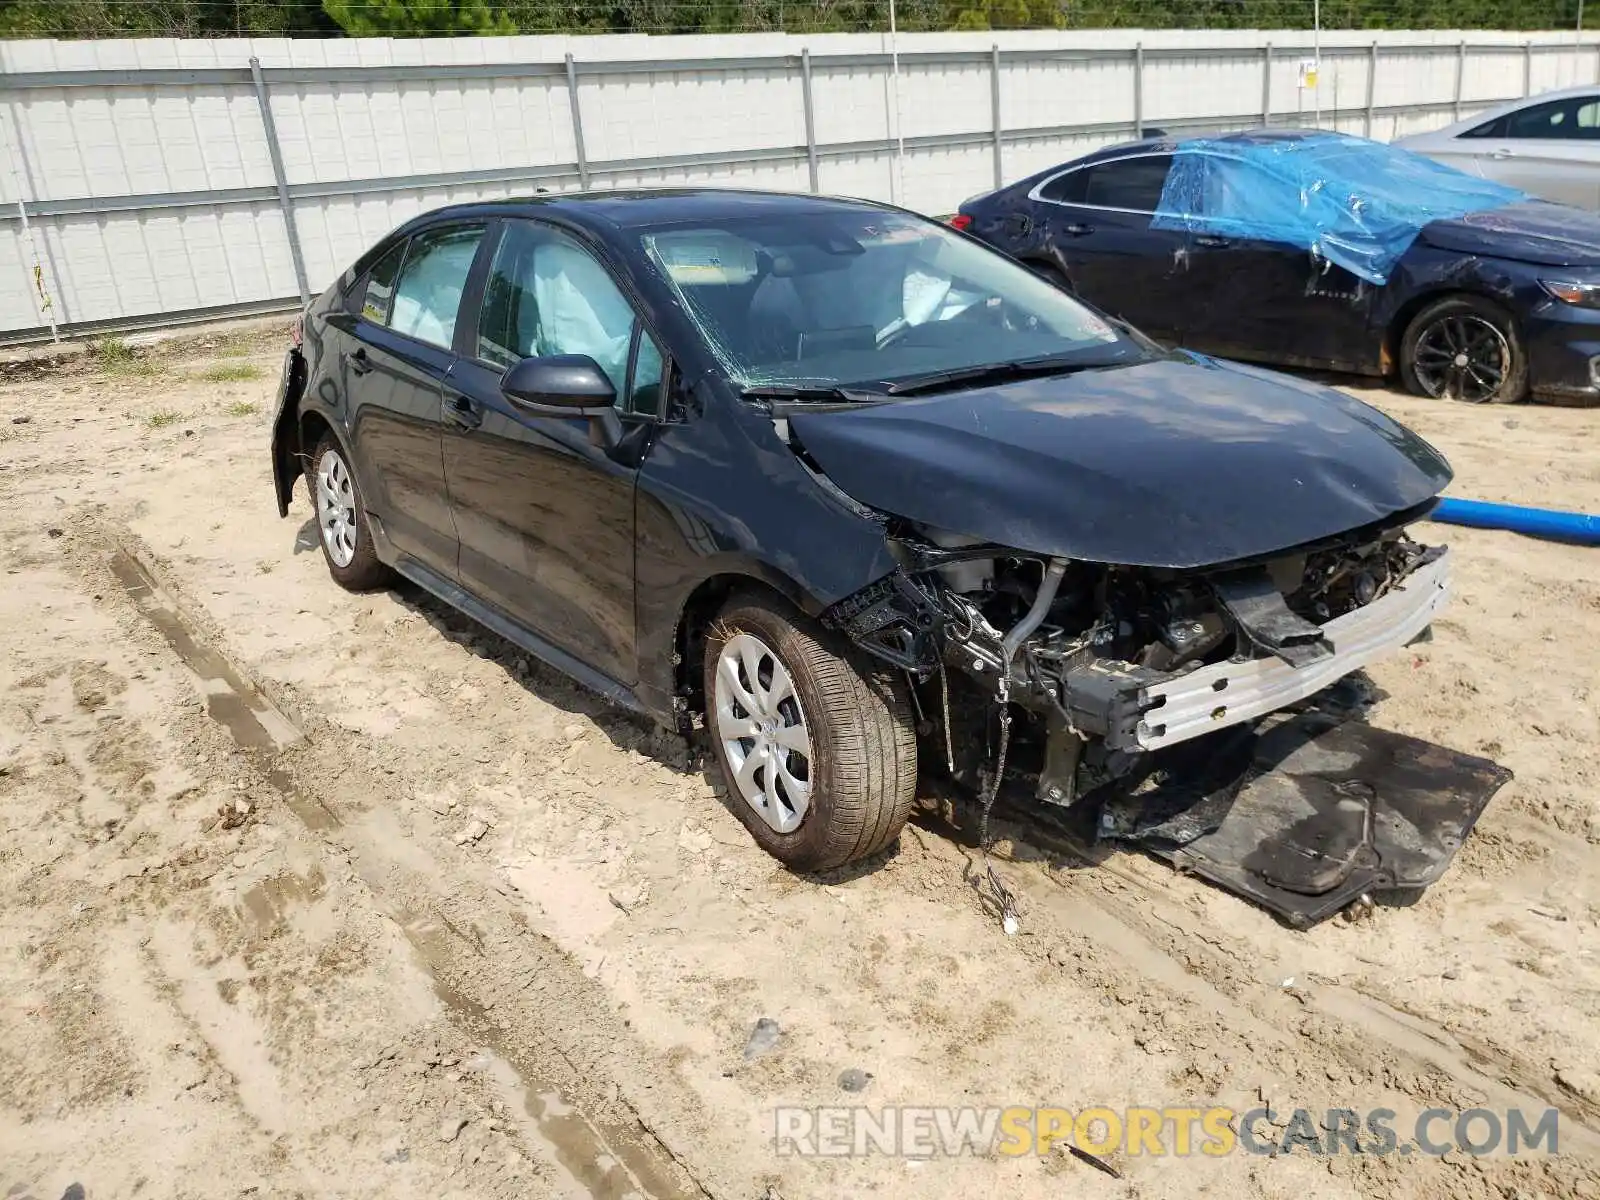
[406,188,901,234]
[1075,127,1326,164]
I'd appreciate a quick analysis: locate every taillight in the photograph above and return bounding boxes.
[948,213,974,232]
[290,307,305,348]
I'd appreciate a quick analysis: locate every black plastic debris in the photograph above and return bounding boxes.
[1097,711,1512,928]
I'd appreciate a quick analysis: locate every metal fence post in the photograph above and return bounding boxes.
[1133,42,1144,138]
[800,49,820,194]
[248,56,308,305]
[1454,39,1465,121]
[990,44,1003,188]
[1365,41,1378,137]
[1524,39,1533,96]
[1261,42,1272,126]
[565,53,591,190]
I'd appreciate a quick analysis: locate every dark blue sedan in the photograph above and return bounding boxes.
[954,129,1600,405]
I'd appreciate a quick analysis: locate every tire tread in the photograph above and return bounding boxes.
[705,593,916,871]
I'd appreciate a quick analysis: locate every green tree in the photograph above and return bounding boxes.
[320,0,517,34]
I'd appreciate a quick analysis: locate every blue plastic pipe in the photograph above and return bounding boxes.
[1431,497,1600,545]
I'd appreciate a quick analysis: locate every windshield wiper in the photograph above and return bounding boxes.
[740,383,887,405]
[880,353,1113,397]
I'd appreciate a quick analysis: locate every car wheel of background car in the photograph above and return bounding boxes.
[307,433,391,591]
[1400,294,1527,404]
[703,593,917,872]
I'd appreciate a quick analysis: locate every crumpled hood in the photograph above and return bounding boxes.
[1417,201,1600,267]
[787,356,1451,568]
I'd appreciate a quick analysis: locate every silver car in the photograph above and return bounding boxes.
[1395,85,1600,210]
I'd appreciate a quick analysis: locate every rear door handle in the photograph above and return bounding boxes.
[445,395,483,431]
[1194,235,1232,248]
[347,347,373,375]
[1490,148,1516,159]
[1062,222,1094,236]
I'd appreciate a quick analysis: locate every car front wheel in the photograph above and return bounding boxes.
[1400,294,1527,404]
[307,433,390,591]
[703,594,917,872]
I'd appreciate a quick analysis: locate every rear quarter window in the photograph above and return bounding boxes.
[352,241,407,324]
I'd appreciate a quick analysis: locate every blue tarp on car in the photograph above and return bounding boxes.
[1152,130,1527,285]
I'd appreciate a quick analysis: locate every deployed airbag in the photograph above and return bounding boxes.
[1153,131,1526,285]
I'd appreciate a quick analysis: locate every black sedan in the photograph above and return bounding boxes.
[954,129,1600,405]
[269,189,1502,922]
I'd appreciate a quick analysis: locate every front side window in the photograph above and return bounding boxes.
[388,224,485,350]
[628,332,665,416]
[476,221,661,410]
[637,210,1138,392]
[1503,95,1600,139]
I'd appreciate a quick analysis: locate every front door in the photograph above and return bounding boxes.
[1030,153,1190,342]
[1152,152,1378,373]
[340,223,486,577]
[1464,93,1600,210]
[1181,236,1377,373]
[443,219,665,686]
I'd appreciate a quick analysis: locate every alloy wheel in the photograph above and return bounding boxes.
[713,632,814,834]
[1411,313,1510,403]
[315,448,358,568]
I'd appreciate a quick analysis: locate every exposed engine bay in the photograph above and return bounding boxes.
[824,519,1445,803]
[819,518,1506,926]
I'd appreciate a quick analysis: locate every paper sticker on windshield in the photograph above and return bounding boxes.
[645,233,759,285]
[860,220,927,245]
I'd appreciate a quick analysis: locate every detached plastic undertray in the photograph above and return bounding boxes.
[1096,711,1512,929]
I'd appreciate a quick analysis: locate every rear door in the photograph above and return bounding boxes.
[339,222,487,577]
[1028,153,1188,341]
[442,218,664,686]
[1455,93,1600,210]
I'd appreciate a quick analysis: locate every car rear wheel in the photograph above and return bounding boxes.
[307,433,390,591]
[1400,295,1527,404]
[703,594,917,872]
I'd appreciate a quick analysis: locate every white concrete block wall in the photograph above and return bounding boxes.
[2,28,1598,339]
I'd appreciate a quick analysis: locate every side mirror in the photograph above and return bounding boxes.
[500,354,617,414]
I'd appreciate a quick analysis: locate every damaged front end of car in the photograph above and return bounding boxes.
[818,513,1505,928]
[758,355,1510,925]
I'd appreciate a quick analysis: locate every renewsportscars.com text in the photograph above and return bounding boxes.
[773,1105,1561,1159]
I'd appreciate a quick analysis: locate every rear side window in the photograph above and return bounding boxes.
[1082,156,1173,211]
[388,224,486,350]
[359,241,407,324]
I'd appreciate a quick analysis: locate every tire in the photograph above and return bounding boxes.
[306,433,391,591]
[703,593,917,872]
[1400,294,1527,404]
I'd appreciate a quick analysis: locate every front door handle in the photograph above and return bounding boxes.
[1194,234,1232,248]
[445,395,483,431]
[347,347,373,376]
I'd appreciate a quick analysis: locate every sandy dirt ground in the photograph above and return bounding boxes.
[1,325,1598,1200]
